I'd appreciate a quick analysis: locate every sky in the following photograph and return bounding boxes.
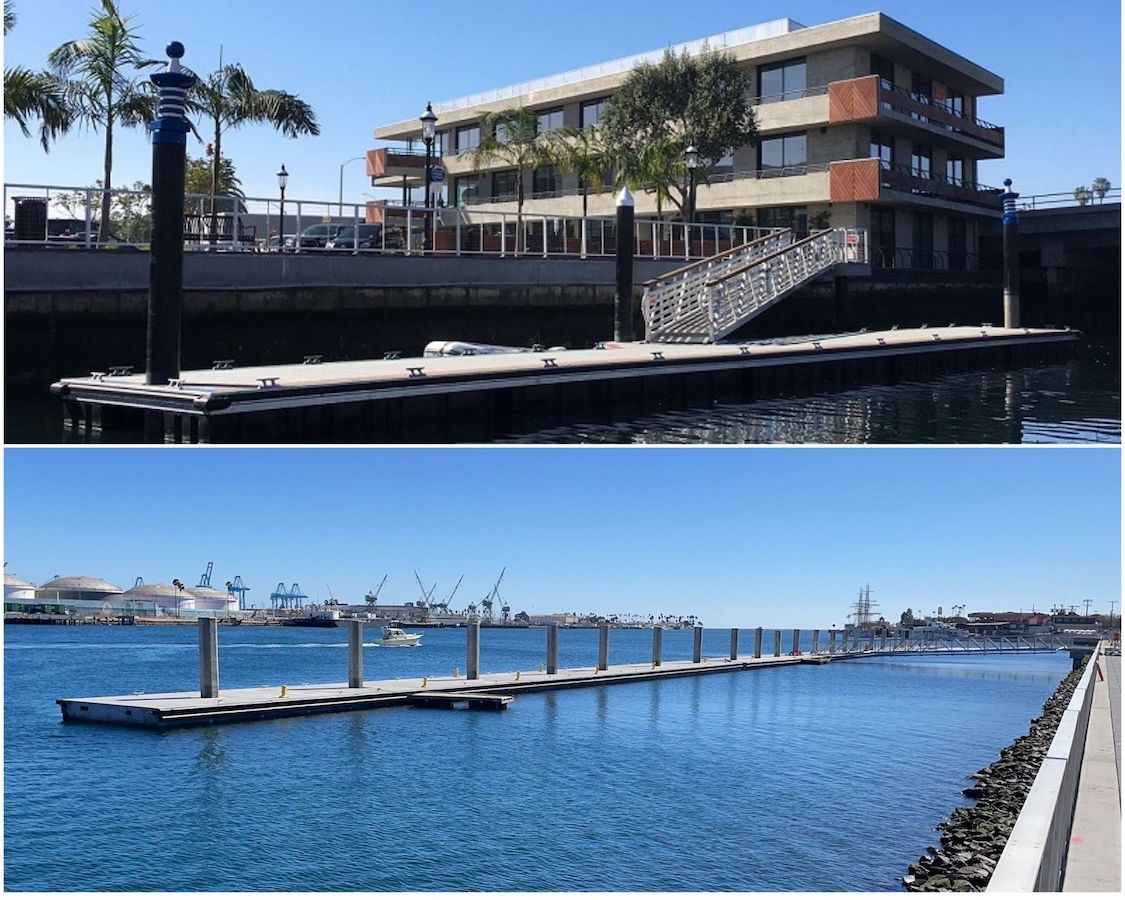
[1,0,1121,203]
[4,447,1120,627]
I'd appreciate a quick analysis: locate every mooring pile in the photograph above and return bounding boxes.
[902,656,1090,892]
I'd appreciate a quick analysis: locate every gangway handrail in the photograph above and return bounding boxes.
[704,228,834,286]
[985,643,1102,892]
[640,228,790,287]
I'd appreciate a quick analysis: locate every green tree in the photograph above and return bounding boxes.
[188,59,319,242]
[549,126,609,218]
[1074,185,1092,206]
[184,152,244,217]
[47,0,160,242]
[470,108,555,253]
[1091,177,1112,203]
[601,48,757,221]
[3,1,71,151]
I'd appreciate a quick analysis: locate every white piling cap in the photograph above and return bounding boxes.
[616,186,634,207]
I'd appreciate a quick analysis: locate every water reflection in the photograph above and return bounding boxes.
[502,353,1120,445]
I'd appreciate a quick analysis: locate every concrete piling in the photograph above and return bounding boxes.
[693,625,703,663]
[348,619,364,688]
[730,628,739,661]
[1001,178,1021,328]
[773,629,782,657]
[546,623,558,675]
[791,628,800,655]
[754,627,763,658]
[466,620,480,680]
[652,626,663,667]
[830,629,837,653]
[812,629,821,653]
[598,624,610,671]
[613,186,635,342]
[198,617,219,699]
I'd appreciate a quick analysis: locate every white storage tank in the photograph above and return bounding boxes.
[122,583,195,616]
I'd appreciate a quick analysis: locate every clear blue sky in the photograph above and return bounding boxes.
[2,0,1120,202]
[4,448,1119,626]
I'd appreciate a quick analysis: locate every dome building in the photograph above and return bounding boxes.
[187,585,237,616]
[36,576,124,614]
[4,574,37,611]
[122,583,195,616]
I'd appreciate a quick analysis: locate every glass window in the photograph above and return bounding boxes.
[492,170,518,200]
[579,97,608,129]
[759,132,807,171]
[537,108,564,134]
[910,145,932,179]
[946,157,964,187]
[757,58,806,103]
[453,175,478,206]
[911,74,932,104]
[758,206,808,236]
[870,205,896,267]
[532,165,559,195]
[945,89,964,118]
[456,125,480,154]
[870,130,894,170]
[870,53,895,89]
[948,217,967,271]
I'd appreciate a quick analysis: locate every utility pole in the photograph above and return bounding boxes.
[1083,598,1093,616]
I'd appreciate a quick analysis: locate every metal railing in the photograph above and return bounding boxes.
[879,163,1002,209]
[872,246,999,273]
[4,182,773,262]
[1018,188,1122,210]
[643,227,867,343]
[986,644,1101,892]
[819,631,1071,655]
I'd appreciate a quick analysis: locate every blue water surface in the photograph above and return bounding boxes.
[4,625,1070,891]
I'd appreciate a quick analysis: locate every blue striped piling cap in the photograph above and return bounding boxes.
[1001,177,1019,225]
[150,40,196,144]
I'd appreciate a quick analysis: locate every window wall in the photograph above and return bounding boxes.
[580,97,608,129]
[453,175,479,206]
[870,130,894,169]
[532,165,560,196]
[492,170,518,200]
[912,211,934,268]
[759,132,807,172]
[538,108,564,134]
[910,145,932,179]
[456,124,480,154]
[757,58,806,102]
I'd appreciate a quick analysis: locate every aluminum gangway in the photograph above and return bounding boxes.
[811,631,1073,657]
[642,227,868,344]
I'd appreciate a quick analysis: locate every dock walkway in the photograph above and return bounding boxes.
[58,654,803,729]
[1063,652,1121,892]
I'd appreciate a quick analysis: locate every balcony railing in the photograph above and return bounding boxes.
[879,164,1002,209]
[870,245,1000,272]
[877,81,1004,147]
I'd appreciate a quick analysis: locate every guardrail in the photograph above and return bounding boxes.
[985,643,1101,892]
[3,182,771,262]
[1018,189,1122,210]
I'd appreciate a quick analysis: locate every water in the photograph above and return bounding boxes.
[5,340,1118,445]
[502,341,1121,444]
[5,625,1071,891]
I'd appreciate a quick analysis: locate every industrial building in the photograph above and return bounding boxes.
[371,12,1004,269]
[5,573,236,617]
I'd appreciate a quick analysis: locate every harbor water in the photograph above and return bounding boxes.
[5,625,1071,891]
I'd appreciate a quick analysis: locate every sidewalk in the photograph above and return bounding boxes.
[1063,651,1121,891]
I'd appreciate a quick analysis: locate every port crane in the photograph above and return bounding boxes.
[196,562,214,588]
[269,582,308,609]
[413,571,437,612]
[480,568,506,624]
[432,575,463,615]
[365,575,388,608]
[225,575,249,609]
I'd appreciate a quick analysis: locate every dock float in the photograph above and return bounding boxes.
[51,325,1079,442]
[57,655,804,730]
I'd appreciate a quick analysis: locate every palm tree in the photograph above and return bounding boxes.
[549,126,609,219]
[3,1,71,151]
[1074,185,1092,207]
[188,57,319,243]
[621,136,688,221]
[470,108,554,254]
[48,0,160,242]
[1091,177,1112,203]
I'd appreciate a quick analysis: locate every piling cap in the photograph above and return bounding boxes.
[166,41,185,59]
[616,186,634,208]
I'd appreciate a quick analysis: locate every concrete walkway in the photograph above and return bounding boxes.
[1064,651,1121,892]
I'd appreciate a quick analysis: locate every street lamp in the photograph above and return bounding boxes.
[685,144,699,225]
[420,101,438,251]
[338,156,364,216]
[277,163,288,252]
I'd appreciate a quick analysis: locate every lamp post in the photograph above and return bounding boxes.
[420,102,438,251]
[277,164,288,252]
[685,143,699,224]
[338,156,364,216]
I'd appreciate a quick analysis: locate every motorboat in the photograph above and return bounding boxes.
[374,626,422,647]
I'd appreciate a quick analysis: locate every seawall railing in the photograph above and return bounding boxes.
[985,643,1101,892]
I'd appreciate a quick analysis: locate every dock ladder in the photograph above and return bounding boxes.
[642,227,868,343]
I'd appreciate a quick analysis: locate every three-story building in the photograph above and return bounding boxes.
[370,12,1004,269]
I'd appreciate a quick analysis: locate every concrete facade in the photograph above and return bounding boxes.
[372,12,1005,268]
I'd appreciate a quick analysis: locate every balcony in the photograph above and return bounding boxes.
[828,75,1005,156]
[829,158,1002,212]
[367,147,431,187]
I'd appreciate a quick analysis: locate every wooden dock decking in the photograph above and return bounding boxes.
[57,655,804,729]
[50,325,1080,442]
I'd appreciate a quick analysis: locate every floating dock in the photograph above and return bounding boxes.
[51,325,1079,442]
[57,655,804,729]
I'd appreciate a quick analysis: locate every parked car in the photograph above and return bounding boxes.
[296,223,347,249]
[326,223,400,251]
